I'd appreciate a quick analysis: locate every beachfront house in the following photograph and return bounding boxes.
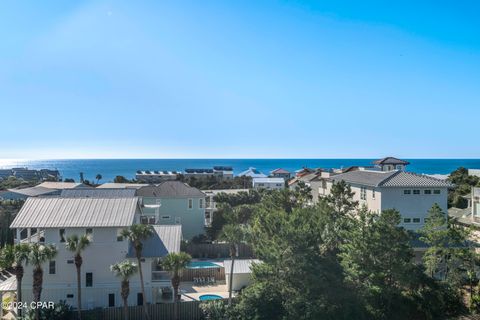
[9,197,181,309]
[136,181,206,239]
[373,157,410,172]
[252,177,285,190]
[270,168,291,180]
[320,169,453,231]
[238,167,267,178]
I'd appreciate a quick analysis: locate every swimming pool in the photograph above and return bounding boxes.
[187,261,220,269]
[199,294,223,301]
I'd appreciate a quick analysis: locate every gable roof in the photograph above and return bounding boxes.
[136,180,204,198]
[6,186,60,197]
[60,188,137,198]
[329,170,453,188]
[271,168,290,174]
[238,167,267,178]
[127,225,181,258]
[373,157,410,166]
[37,182,92,190]
[10,197,139,228]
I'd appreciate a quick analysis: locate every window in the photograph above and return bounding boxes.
[86,228,93,241]
[148,216,156,224]
[403,218,411,223]
[86,272,93,287]
[372,189,375,199]
[137,293,144,306]
[413,190,420,195]
[108,294,115,307]
[199,199,204,209]
[49,261,56,275]
[188,199,193,209]
[413,218,421,223]
[66,294,74,299]
[424,190,432,195]
[276,184,283,187]
[360,187,367,200]
[67,259,74,264]
[161,215,171,220]
[140,216,148,224]
[404,190,411,195]
[59,229,66,243]
[116,229,123,242]
[434,190,441,194]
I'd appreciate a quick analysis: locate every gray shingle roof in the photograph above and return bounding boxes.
[10,197,139,228]
[60,188,136,198]
[379,171,454,188]
[373,157,410,165]
[330,170,397,187]
[127,225,181,258]
[136,181,204,198]
[330,170,453,188]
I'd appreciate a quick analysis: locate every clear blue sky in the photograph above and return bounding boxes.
[1,0,479,159]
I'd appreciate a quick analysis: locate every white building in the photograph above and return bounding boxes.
[252,177,285,190]
[224,259,260,291]
[321,169,453,231]
[9,197,181,309]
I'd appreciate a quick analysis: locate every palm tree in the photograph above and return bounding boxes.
[65,234,90,320]
[28,243,57,320]
[95,174,102,185]
[111,260,138,320]
[8,243,30,318]
[162,252,192,320]
[121,224,154,320]
[220,224,244,305]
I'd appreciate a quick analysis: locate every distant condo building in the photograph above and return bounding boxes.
[135,170,179,183]
[0,168,61,181]
[184,166,233,180]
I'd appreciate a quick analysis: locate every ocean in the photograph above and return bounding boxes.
[1,159,479,183]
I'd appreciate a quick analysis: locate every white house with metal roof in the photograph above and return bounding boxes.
[9,197,182,310]
[320,169,453,231]
[224,259,261,291]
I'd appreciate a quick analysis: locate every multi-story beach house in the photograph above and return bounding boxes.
[270,168,291,180]
[95,182,207,239]
[319,169,453,231]
[203,189,250,225]
[10,196,181,309]
[136,181,206,239]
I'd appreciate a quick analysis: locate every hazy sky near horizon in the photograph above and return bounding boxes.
[1,1,479,159]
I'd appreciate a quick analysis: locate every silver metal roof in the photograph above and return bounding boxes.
[136,181,205,198]
[127,225,181,258]
[60,188,136,198]
[37,182,92,190]
[11,197,139,228]
[6,186,60,197]
[97,183,149,189]
[224,259,261,274]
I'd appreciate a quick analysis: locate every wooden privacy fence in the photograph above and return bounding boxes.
[180,266,225,282]
[186,243,253,259]
[83,300,205,320]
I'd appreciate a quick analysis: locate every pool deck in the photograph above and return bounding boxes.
[179,282,229,301]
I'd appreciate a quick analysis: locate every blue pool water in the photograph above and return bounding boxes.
[199,294,223,301]
[187,261,220,269]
